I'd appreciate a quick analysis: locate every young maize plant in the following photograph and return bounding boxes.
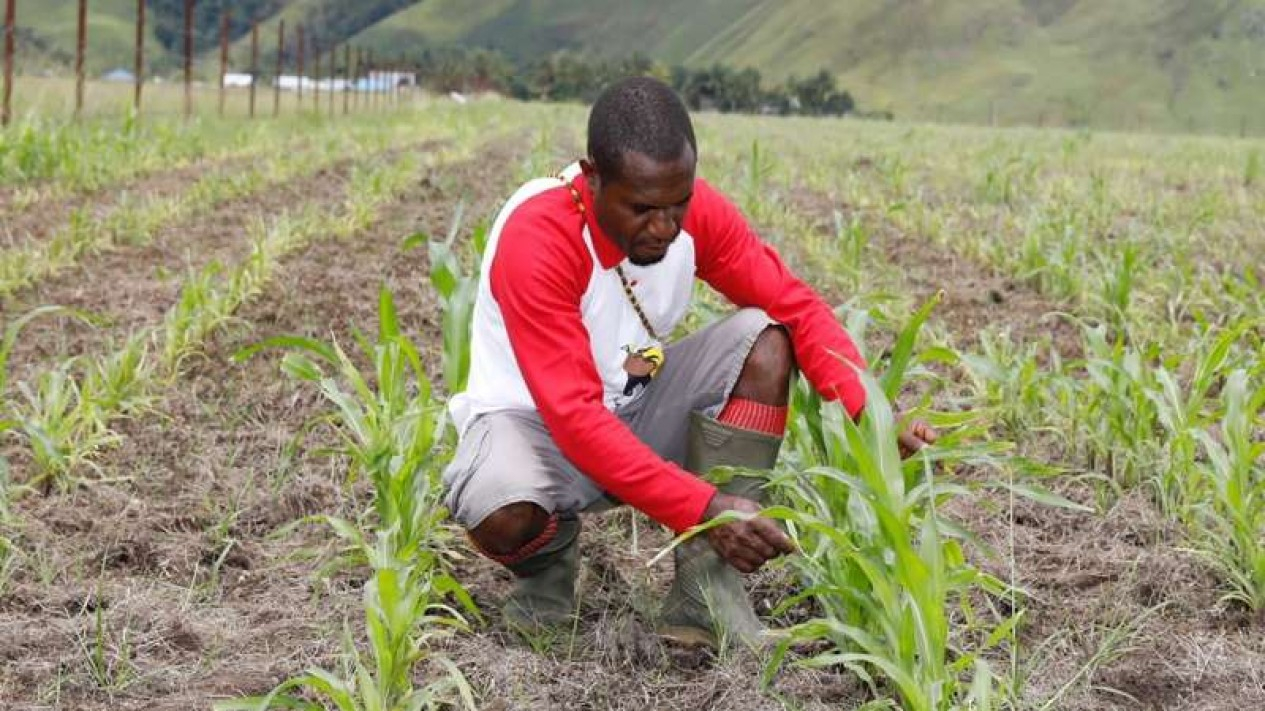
[224,287,476,711]
[1190,370,1265,611]
[404,203,485,397]
[748,296,1023,710]
[765,374,1013,711]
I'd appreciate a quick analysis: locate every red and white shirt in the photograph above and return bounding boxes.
[449,163,868,533]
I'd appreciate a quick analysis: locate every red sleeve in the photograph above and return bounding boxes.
[489,192,717,533]
[687,179,868,417]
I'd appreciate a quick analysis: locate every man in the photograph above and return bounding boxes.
[444,76,935,648]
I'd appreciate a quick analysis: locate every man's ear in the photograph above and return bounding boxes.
[579,158,600,194]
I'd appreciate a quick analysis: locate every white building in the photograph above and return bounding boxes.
[222,72,254,88]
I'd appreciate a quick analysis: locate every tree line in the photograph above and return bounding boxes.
[411,48,876,118]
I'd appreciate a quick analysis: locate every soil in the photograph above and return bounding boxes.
[0,142,439,384]
[1,155,254,251]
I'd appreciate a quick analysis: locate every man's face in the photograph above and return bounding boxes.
[584,146,696,266]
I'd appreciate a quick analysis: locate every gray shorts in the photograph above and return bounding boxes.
[441,308,776,529]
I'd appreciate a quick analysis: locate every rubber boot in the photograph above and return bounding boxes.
[502,515,580,634]
[658,410,782,649]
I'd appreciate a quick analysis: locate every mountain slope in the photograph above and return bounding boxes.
[20,0,1265,133]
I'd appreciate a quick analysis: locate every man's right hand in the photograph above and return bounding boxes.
[701,492,796,574]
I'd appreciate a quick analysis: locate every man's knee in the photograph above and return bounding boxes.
[731,326,795,404]
[469,501,551,556]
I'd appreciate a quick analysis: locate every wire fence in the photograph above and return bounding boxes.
[1,0,415,126]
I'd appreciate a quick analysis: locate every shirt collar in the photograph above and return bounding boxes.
[570,174,626,270]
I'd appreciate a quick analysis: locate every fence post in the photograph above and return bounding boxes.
[368,49,375,110]
[219,8,230,116]
[354,47,362,112]
[183,0,194,119]
[343,44,350,115]
[134,0,145,113]
[2,0,13,127]
[273,19,284,117]
[296,23,304,110]
[321,43,331,116]
[249,20,258,118]
[312,42,320,115]
[75,0,87,118]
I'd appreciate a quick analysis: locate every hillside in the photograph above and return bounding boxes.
[15,0,1265,134]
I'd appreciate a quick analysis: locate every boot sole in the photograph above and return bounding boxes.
[655,623,718,649]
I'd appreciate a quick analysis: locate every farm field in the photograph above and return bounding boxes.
[0,87,1262,711]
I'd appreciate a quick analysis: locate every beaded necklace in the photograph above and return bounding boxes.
[565,178,666,384]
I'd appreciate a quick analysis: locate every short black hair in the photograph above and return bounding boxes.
[587,76,697,183]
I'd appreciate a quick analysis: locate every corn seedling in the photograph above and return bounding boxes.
[767,371,1012,711]
[404,204,482,396]
[225,286,476,711]
[1190,370,1265,611]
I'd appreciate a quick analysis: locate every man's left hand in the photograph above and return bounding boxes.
[897,417,938,458]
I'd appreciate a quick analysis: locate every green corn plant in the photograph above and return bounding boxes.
[955,329,1055,444]
[768,371,1012,711]
[216,535,474,711]
[1076,323,1164,500]
[11,364,119,489]
[754,296,1033,709]
[1097,242,1138,334]
[80,334,155,417]
[832,210,869,292]
[741,139,779,222]
[405,204,482,396]
[226,286,477,711]
[1190,370,1265,611]
[236,287,457,566]
[1145,322,1252,517]
[160,262,225,372]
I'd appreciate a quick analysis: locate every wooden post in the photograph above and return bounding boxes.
[134,0,145,113]
[295,23,304,109]
[75,0,87,118]
[248,20,258,118]
[398,53,406,106]
[2,0,12,127]
[353,47,361,112]
[321,43,331,116]
[219,8,230,116]
[343,44,350,115]
[312,42,320,115]
[183,0,194,119]
[273,19,284,117]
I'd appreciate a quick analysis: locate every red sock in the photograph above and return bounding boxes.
[717,397,787,436]
[469,513,558,567]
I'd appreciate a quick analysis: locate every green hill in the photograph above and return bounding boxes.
[14,0,171,73]
[17,0,1265,134]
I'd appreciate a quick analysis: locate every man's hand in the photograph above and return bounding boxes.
[701,492,795,574]
[897,417,938,458]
